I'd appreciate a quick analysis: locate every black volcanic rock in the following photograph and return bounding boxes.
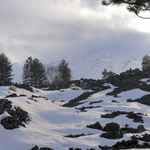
[87,122,103,130]
[103,122,120,132]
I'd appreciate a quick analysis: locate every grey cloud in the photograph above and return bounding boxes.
[80,0,101,9]
[0,0,149,66]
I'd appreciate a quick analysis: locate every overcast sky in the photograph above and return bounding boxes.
[0,0,150,68]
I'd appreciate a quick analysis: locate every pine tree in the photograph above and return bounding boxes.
[102,68,115,79]
[102,0,150,19]
[0,53,13,86]
[58,59,71,82]
[142,55,150,71]
[23,56,48,88]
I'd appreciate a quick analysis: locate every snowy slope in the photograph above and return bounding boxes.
[0,82,150,150]
[70,49,142,80]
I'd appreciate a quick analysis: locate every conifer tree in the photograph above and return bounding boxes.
[141,55,150,71]
[58,59,71,82]
[0,53,13,85]
[102,68,115,79]
[102,0,150,19]
[23,56,48,88]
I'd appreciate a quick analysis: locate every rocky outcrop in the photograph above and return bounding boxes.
[30,145,54,150]
[0,98,30,130]
[101,111,144,123]
[87,122,103,130]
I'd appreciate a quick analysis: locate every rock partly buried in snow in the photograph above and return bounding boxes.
[0,99,12,114]
[87,121,103,130]
[100,131,123,139]
[137,125,146,133]
[131,133,150,142]
[0,98,30,130]
[103,122,120,132]
[120,125,146,134]
[30,145,54,150]
[101,111,144,123]
[64,133,93,138]
[99,139,150,149]
[100,122,123,139]
[128,94,150,106]
[5,93,18,98]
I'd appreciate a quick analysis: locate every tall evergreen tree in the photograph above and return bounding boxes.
[141,55,150,71]
[23,56,48,88]
[58,59,71,82]
[0,53,13,85]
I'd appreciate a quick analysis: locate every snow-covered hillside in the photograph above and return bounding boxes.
[1,74,150,150]
[70,49,142,80]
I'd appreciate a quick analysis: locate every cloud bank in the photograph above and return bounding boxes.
[0,0,150,81]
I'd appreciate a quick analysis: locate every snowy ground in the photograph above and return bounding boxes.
[0,84,150,150]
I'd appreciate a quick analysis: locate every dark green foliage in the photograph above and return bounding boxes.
[102,68,115,79]
[0,53,13,85]
[23,56,48,88]
[142,55,150,71]
[58,59,71,82]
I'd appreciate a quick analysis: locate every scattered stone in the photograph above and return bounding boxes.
[30,146,54,150]
[0,99,12,114]
[100,131,123,139]
[131,133,150,142]
[103,122,120,132]
[77,106,101,112]
[112,100,119,103]
[89,100,103,105]
[64,133,92,138]
[5,93,18,98]
[87,122,103,130]
[1,105,30,130]
[137,125,146,133]
[101,111,144,123]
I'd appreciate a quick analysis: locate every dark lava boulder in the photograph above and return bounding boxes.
[100,131,123,139]
[87,121,103,130]
[103,122,120,132]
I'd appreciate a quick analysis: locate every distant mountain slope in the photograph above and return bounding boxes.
[13,49,144,83]
[70,49,142,79]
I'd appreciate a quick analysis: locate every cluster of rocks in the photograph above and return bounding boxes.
[0,98,29,129]
[89,100,103,105]
[64,133,92,138]
[127,94,150,106]
[14,83,33,92]
[76,106,101,112]
[131,133,150,142]
[105,68,150,96]
[101,111,144,123]
[30,145,54,150]
[30,145,96,150]
[99,139,150,149]
[63,91,99,107]
[69,148,95,150]
[87,122,145,140]
[49,78,110,91]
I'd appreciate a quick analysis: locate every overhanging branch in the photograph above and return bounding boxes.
[102,0,150,19]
